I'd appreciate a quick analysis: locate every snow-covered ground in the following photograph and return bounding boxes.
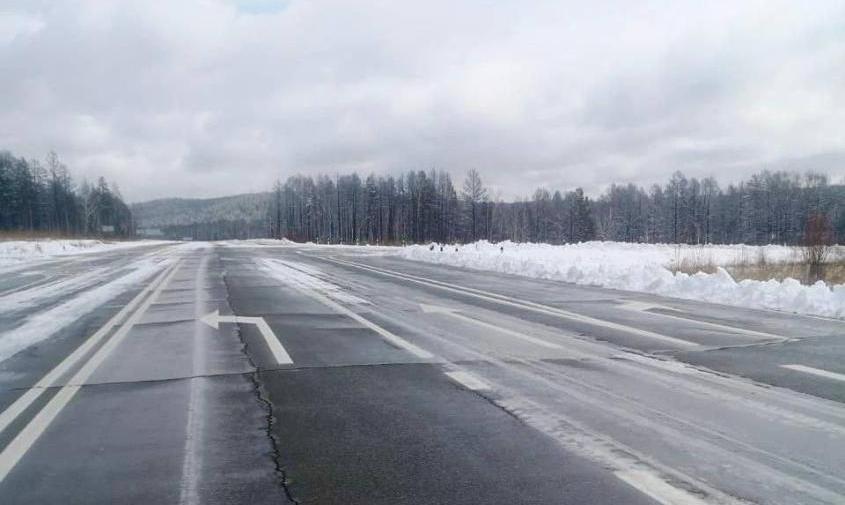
[0,239,173,271]
[394,241,845,319]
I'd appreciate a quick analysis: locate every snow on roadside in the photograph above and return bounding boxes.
[394,241,845,319]
[0,258,169,363]
[0,239,173,271]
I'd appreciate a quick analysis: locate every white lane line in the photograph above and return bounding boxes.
[615,469,710,505]
[264,259,434,360]
[317,256,700,349]
[199,309,293,365]
[420,303,565,350]
[179,252,213,505]
[0,261,182,483]
[620,301,786,341]
[0,262,174,437]
[444,370,490,391]
[300,287,434,359]
[781,364,845,382]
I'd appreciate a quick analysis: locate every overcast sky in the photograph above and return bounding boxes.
[1,0,844,202]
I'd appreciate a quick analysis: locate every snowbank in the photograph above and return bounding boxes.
[394,241,845,319]
[0,239,172,270]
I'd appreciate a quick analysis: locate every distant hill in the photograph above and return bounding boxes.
[131,192,271,239]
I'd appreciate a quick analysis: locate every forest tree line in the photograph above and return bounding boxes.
[268,169,844,246]
[0,150,134,237]
[4,145,840,246]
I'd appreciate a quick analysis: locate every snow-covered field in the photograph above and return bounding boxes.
[394,241,845,319]
[0,239,173,271]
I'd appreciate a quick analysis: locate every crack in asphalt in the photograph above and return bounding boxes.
[222,262,300,505]
[247,369,300,505]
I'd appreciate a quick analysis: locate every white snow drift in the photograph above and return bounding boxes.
[0,239,172,271]
[0,259,167,363]
[394,241,845,319]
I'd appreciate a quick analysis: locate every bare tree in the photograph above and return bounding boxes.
[462,168,487,241]
[802,213,833,282]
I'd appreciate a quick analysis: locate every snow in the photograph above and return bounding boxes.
[0,264,120,313]
[393,241,845,319]
[259,258,371,305]
[217,238,298,248]
[0,258,168,363]
[219,238,396,254]
[0,239,173,271]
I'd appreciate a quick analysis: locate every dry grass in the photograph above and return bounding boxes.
[728,261,845,285]
[0,231,74,241]
[670,245,757,276]
[0,231,130,243]
[670,244,845,285]
[673,257,719,275]
[671,247,713,275]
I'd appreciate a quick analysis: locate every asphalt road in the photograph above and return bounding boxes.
[1,242,844,504]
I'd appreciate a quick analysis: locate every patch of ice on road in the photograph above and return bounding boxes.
[394,241,845,319]
[0,259,167,364]
[260,258,370,305]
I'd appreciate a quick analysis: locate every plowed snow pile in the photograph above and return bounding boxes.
[396,241,845,319]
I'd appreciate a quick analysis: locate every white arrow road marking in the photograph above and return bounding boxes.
[199,309,293,365]
[444,370,491,391]
[0,260,182,483]
[619,300,786,341]
[781,364,845,382]
[615,469,711,505]
[618,301,672,312]
[420,303,564,350]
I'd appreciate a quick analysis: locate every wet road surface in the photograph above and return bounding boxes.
[1,242,844,504]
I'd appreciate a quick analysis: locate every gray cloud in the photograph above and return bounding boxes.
[0,0,843,202]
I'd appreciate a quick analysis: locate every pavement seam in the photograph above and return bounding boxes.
[0,361,459,393]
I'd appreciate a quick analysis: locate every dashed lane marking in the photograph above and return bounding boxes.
[444,370,491,391]
[781,364,845,383]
